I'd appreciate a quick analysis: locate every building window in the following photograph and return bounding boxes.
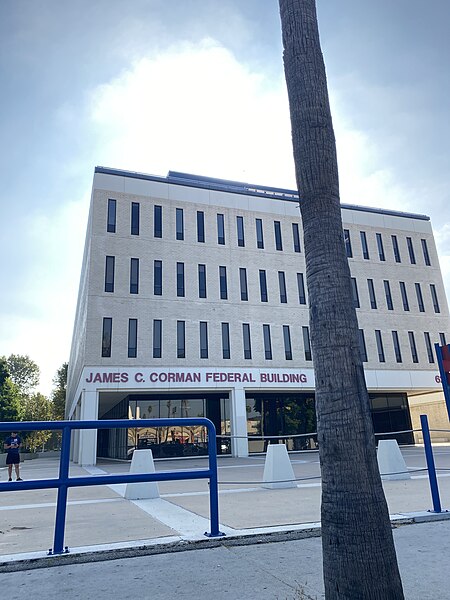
[243,323,252,359]
[128,319,138,358]
[217,214,225,245]
[222,323,231,359]
[302,326,312,361]
[351,277,360,309]
[439,333,447,347]
[375,330,385,363]
[421,239,431,266]
[274,221,283,251]
[292,223,301,253]
[239,268,248,301]
[376,233,385,261]
[154,260,162,296]
[384,280,394,310]
[392,331,402,363]
[154,205,162,238]
[391,235,401,263]
[259,270,268,302]
[200,322,208,359]
[177,321,185,359]
[130,258,139,294]
[198,264,207,298]
[177,262,185,297]
[344,229,352,258]
[131,202,140,236]
[424,332,434,363]
[197,211,205,243]
[297,273,306,305]
[415,283,425,312]
[153,319,162,358]
[256,218,264,249]
[107,199,116,233]
[262,324,272,360]
[101,317,112,358]
[360,231,369,260]
[407,237,416,264]
[283,325,293,360]
[430,284,440,313]
[219,266,228,299]
[358,329,368,362]
[278,271,287,303]
[176,208,184,240]
[399,282,409,311]
[367,279,377,309]
[104,256,115,293]
[408,331,419,363]
[237,216,245,247]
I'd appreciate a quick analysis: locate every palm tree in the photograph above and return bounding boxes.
[278,1,404,598]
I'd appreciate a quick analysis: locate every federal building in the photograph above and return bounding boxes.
[66,167,450,465]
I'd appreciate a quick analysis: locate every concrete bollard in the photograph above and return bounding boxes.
[377,439,411,480]
[124,449,160,499]
[262,443,296,489]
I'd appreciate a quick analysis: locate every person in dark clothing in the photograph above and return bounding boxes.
[4,431,22,481]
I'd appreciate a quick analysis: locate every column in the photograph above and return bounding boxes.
[77,390,99,466]
[230,387,248,458]
[71,401,81,462]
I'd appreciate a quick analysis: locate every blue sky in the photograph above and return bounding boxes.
[1,0,449,395]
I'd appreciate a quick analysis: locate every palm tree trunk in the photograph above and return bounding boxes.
[278,1,404,598]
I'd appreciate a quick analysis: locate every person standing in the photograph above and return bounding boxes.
[4,431,22,481]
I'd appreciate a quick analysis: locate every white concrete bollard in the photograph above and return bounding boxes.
[262,443,296,489]
[377,439,411,480]
[124,449,160,499]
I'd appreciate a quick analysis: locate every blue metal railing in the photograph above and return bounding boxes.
[0,418,224,555]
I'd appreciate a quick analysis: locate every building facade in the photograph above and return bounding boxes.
[66,167,449,465]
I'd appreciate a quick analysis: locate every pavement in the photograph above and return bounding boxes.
[1,447,450,598]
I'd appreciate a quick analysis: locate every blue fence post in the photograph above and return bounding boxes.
[51,424,71,554]
[205,421,224,538]
[420,414,442,513]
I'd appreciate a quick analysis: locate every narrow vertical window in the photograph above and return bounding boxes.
[367,279,377,309]
[302,326,312,361]
[128,319,137,358]
[239,268,248,301]
[177,321,185,359]
[197,211,205,243]
[384,280,393,310]
[430,284,440,313]
[439,333,447,347]
[153,319,162,358]
[283,325,292,360]
[104,256,115,293]
[200,322,208,359]
[176,262,185,297]
[375,330,385,363]
[360,231,369,260]
[344,229,353,258]
[259,270,268,302]
[376,233,385,261]
[274,221,283,251]
[221,323,231,359]
[278,271,287,303]
[391,235,401,263]
[130,258,139,294]
[236,216,245,247]
[256,218,264,249]
[351,277,360,308]
[415,283,425,312]
[399,282,409,311]
[219,266,228,299]
[297,273,306,305]
[176,208,184,240]
[421,239,431,266]
[154,260,162,296]
[101,317,112,357]
[243,323,252,359]
[263,324,272,360]
[131,202,140,235]
[217,214,225,245]
[408,331,418,363]
[154,205,162,238]
[424,332,434,363]
[292,223,301,253]
[407,237,416,264]
[392,331,402,363]
[107,199,116,233]
[198,264,207,298]
[358,329,368,362]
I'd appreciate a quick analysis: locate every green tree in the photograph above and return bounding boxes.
[22,392,53,452]
[278,1,404,598]
[51,362,68,420]
[0,378,22,422]
[5,354,40,395]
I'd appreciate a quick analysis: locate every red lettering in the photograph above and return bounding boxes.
[135,373,144,383]
[121,373,129,382]
[150,373,158,382]
[206,373,213,382]
[168,373,175,382]
[112,373,120,383]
